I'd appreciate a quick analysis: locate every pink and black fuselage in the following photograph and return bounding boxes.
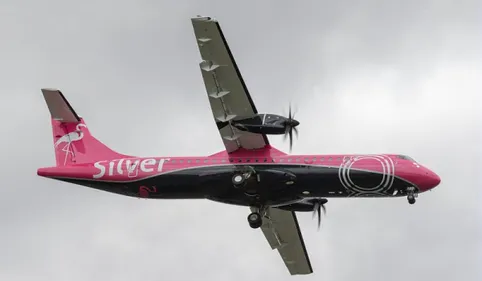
[37,89,441,211]
[38,143,441,210]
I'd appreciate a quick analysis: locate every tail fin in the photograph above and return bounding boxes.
[42,88,129,166]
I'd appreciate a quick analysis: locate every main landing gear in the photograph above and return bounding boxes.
[232,166,260,197]
[231,166,296,194]
[247,212,263,229]
[232,173,248,187]
[247,206,267,229]
[232,166,257,187]
[406,186,418,205]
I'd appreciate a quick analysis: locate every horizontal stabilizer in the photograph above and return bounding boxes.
[42,88,80,123]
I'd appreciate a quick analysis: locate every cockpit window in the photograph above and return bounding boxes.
[397,155,415,161]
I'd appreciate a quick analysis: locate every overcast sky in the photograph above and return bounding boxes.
[1,0,481,280]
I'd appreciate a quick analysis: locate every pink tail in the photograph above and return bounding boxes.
[43,89,129,166]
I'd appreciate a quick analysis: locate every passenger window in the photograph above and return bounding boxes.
[187,159,191,163]
[313,157,317,161]
[179,159,183,163]
[204,159,208,163]
[263,158,267,162]
[296,158,300,162]
[171,159,176,163]
[279,158,284,162]
[328,157,332,161]
[320,157,324,161]
[221,159,226,163]
[212,159,217,163]
[288,158,292,162]
[246,159,251,162]
[196,159,200,163]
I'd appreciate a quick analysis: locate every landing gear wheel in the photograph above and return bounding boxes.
[406,187,417,205]
[232,174,246,187]
[247,212,263,229]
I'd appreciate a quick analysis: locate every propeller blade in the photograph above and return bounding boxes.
[289,129,293,152]
[317,204,321,229]
[312,202,319,219]
[311,199,328,230]
[282,102,300,152]
[311,202,321,230]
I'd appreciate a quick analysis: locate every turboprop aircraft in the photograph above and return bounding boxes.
[36,16,441,275]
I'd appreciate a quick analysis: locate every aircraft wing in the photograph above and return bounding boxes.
[250,207,313,275]
[191,16,269,153]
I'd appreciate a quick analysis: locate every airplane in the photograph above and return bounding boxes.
[36,16,441,275]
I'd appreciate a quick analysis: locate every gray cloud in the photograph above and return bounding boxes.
[0,0,480,280]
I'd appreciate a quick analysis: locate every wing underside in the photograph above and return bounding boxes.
[192,16,311,275]
[251,207,313,275]
[191,16,269,153]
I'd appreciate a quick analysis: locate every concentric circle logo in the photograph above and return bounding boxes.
[338,155,395,194]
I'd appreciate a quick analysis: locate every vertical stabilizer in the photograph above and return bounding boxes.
[42,88,130,166]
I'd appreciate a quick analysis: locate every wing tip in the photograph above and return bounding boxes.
[191,15,216,22]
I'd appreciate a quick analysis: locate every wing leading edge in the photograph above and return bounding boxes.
[251,207,313,275]
[191,16,269,153]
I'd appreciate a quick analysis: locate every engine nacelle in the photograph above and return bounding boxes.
[218,114,295,135]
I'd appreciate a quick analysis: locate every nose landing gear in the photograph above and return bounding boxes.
[406,186,418,204]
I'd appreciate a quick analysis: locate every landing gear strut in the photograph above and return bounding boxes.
[406,187,417,204]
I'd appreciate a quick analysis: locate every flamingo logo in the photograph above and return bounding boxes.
[54,123,87,165]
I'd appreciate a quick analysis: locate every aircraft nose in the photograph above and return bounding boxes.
[419,168,441,191]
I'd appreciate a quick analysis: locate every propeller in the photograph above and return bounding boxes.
[310,198,328,230]
[282,103,300,152]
